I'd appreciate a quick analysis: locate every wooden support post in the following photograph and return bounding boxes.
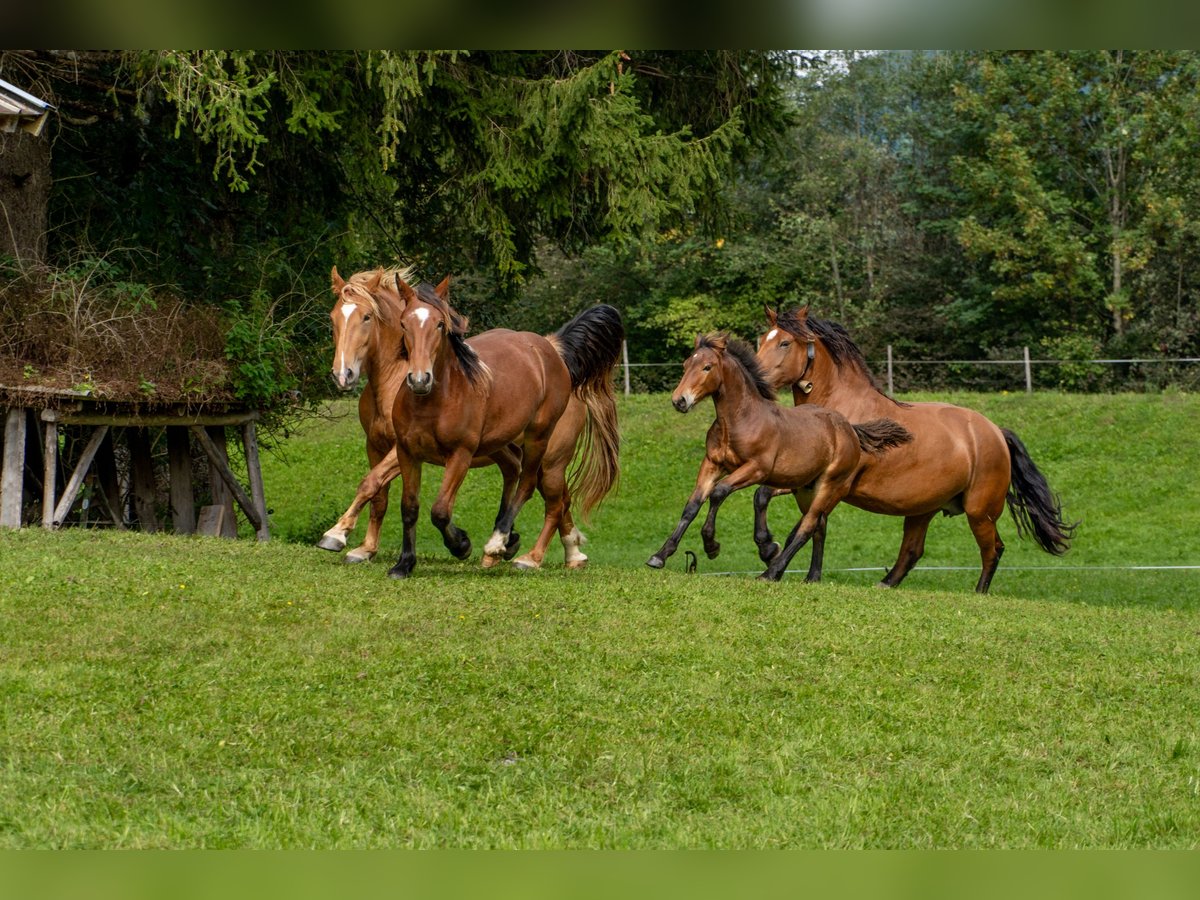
[128,426,161,533]
[2,406,28,527]
[167,426,195,534]
[241,421,270,541]
[192,425,261,537]
[1024,346,1033,394]
[51,425,109,527]
[41,418,57,528]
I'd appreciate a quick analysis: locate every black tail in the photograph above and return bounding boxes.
[853,418,914,454]
[1003,428,1077,556]
[553,304,625,392]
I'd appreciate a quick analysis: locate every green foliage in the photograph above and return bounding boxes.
[222,290,300,407]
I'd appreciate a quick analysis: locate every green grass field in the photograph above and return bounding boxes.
[1,391,1198,847]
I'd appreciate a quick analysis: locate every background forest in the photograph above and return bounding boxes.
[4,50,1200,415]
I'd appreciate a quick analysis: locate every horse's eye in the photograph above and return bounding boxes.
[779,340,791,348]
[362,314,371,323]
[437,321,445,331]
[703,365,712,372]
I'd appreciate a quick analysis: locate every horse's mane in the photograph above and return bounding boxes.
[776,309,906,405]
[699,333,776,401]
[347,266,417,322]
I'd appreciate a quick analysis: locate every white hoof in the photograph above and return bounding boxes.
[512,554,541,570]
[565,555,588,569]
[344,547,375,564]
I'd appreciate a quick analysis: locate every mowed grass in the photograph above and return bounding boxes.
[0,392,1198,847]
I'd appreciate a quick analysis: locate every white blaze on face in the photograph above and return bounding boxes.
[413,307,430,328]
[766,329,778,342]
[338,303,358,378]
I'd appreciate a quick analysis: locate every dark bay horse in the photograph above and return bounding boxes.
[319,267,610,568]
[328,274,623,578]
[755,306,1077,593]
[646,333,912,582]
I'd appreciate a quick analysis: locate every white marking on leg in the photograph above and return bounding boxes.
[484,531,508,556]
[563,527,588,565]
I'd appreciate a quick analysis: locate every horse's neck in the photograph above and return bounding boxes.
[363,324,408,411]
[800,359,888,419]
[712,359,765,436]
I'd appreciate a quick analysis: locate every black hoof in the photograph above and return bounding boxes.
[757,570,783,583]
[757,541,780,564]
[646,555,665,569]
[503,531,521,560]
[449,539,472,561]
[387,567,411,580]
[704,542,720,560]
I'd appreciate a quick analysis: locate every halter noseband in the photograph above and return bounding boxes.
[795,339,816,394]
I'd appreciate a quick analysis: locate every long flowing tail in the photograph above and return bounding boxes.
[853,418,914,454]
[1003,428,1077,555]
[550,305,624,521]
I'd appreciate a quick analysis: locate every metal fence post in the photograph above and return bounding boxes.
[886,345,894,397]
[622,340,631,397]
[1024,346,1032,394]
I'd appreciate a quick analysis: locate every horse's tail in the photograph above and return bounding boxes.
[1002,428,1077,556]
[551,304,624,521]
[852,418,914,454]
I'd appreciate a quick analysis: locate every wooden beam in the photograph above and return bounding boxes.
[241,421,270,542]
[51,425,109,528]
[94,430,125,530]
[128,427,161,533]
[166,426,195,534]
[42,409,258,427]
[190,425,263,534]
[2,406,27,527]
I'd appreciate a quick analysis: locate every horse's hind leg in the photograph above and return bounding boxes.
[968,514,1005,594]
[513,460,567,571]
[878,511,936,588]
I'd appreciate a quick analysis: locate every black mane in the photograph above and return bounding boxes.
[699,333,776,401]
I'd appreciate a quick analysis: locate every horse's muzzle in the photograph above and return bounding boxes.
[406,371,434,395]
[672,395,692,413]
[331,370,356,392]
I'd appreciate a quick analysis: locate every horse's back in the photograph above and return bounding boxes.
[468,329,572,447]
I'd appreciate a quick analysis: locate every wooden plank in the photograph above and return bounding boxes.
[51,425,109,527]
[242,421,270,542]
[166,426,195,534]
[42,409,258,427]
[192,425,260,536]
[94,429,125,529]
[128,426,161,533]
[41,418,56,527]
[196,504,225,537]
[2,406,27,527]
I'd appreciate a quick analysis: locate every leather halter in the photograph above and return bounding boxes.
[795,339,816,394]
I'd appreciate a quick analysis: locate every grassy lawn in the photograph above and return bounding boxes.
[1,392,1198,847]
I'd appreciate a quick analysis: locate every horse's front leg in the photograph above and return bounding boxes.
[430,448,476,561]
[319,446,401,553]
[387,455,422,579]
[647,458,723,569]
[482,445,523,566]
[699,462,769,559]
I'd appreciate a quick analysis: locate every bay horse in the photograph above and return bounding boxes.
[754,306,1077,593]
[327,274,623,578]
[646,333,912,582]
[318,267,606,568]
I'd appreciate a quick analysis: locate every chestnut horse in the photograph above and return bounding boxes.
[754,306,1077,593]
[646,333,912,582]
[319,267,602,568]
[327,274,623,578]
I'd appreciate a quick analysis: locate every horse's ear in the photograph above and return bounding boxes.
[795,304,810,323]
[331,265,345,293]
[435,275,451,300]
[693,333,704,350]
[363,270,383,294]
[707,332,728,352]
[394,273,417,308]
[764,306,777,326]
